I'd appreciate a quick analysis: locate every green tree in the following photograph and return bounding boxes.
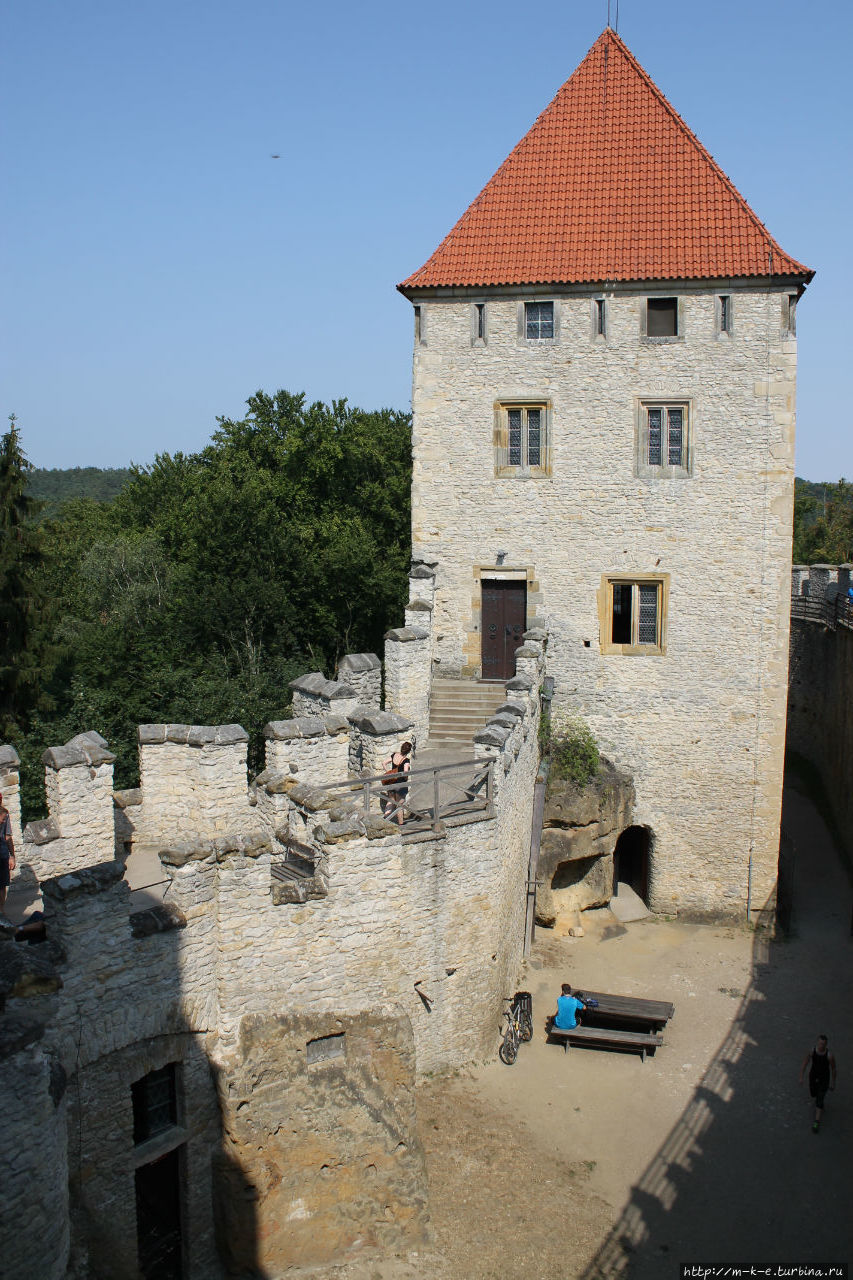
[793,479,853,564]
[0,417,49,736]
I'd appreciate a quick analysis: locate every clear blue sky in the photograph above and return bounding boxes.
[3,0,850,479]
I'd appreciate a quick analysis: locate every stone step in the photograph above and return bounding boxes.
[427,679,507,745]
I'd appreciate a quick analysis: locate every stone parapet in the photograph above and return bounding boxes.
[264,713,350,785]
[337,653,382,708]
[792,562,853,602]
[384,626,430,745]
[289,672,360,719]
[136,723,252,848]
[347,708,414,778]
[22,732,118,878]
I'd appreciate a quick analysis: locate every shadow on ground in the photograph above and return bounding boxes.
[582,779,853,1278]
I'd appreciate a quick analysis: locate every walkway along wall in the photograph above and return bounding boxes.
[787,564,853,866]
[0,633,545,1279]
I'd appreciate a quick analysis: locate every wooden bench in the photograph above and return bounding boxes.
[575,989,674,1032]
[548,1024,664,1061]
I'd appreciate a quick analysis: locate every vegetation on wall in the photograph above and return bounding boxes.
[541,708,600,787]
[3,394,412,816]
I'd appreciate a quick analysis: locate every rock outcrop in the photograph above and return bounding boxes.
[536,760,634,924]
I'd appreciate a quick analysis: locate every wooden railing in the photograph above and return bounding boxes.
[791,592,853,632]
[296,758,495,836]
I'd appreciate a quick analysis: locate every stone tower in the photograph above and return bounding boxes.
[398,30,812,920]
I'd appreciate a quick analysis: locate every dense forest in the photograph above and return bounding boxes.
[4,395,412,816]
[4,405,851,820]
[28,466,133,517]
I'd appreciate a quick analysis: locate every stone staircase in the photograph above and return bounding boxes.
[426,678,508,748]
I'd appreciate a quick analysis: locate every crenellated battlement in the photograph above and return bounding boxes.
[0,565,546,1280]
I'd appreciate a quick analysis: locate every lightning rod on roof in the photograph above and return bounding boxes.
[606,0,619,32]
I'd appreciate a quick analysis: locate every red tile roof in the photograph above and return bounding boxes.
[400,30,811,291]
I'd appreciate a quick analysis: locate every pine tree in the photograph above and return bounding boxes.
[0,416,46,736]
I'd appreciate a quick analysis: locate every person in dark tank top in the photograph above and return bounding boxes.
[799,1035,837,1133]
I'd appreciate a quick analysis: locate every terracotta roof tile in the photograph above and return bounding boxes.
[400,31,811,290]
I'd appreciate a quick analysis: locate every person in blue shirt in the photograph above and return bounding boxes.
[553,983,586,1030]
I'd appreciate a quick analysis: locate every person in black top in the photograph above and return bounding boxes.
[381,742,413,826]
[0,793,15,916]
[799,1035,837,1133]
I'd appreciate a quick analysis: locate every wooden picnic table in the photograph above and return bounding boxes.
[574,988,674,1031]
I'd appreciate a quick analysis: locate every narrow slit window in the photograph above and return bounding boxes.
[414,305,422,344]
[785,294,797,335]
[476,303,485,340]
[719,295,731,333]
[595,298,606,336]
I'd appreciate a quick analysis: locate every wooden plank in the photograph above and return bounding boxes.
[576,989,674,1021]
[549,1024,663,1059]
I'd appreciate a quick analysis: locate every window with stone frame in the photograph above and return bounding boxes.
[646,296,678,337]
[494,401,551,477]
[524,300,554,340]
[600,575,668,655]
[132,1063,180,1145]
[636,400,690,477]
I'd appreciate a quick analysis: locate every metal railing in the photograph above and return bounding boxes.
[295,757,495,835]
[791,591,853,632]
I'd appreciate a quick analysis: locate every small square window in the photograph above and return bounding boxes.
[637,401,690,476]
[132,1064,179,1145]
[601,576,668,655]
[524,301,554,340]
[646,297,678,337]
[494,401,551,477]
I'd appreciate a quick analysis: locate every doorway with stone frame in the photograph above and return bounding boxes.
[480,579,526,680]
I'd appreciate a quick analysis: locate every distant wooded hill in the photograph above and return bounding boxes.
[27,467,133,516]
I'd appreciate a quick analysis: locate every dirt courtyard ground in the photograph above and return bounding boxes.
[332,778,852,1280]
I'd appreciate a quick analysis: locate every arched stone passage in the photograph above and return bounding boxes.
[612,825,652,905]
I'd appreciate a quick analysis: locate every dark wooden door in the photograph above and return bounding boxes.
[481,580,527,680]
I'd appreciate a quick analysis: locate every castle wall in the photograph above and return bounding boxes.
[0,1037,69,1280]
[787,568,853,866]
[411,287,798,919]
[0,634,542,1277]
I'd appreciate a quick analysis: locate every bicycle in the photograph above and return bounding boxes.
[499,990,534,1065]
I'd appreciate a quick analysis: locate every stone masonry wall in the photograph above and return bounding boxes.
[264,713,351,786]
[0,635,543,1277]
[410,286,799,919]
[787,566,853,867]
[134,723,252,847]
